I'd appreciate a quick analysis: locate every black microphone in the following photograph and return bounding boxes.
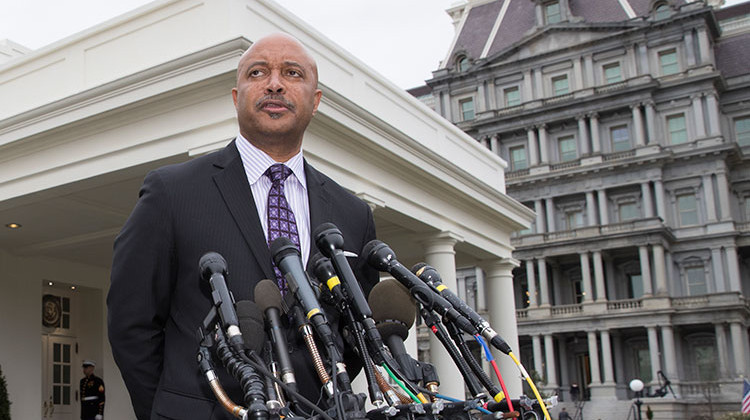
[236,300,267,355]
[270,237,343,368]
[199,252,243,348]
[412,263,512,355]
[368,279,420,382]
[313,223,372,320]
[254,279,298,395]
[362,240,478,336]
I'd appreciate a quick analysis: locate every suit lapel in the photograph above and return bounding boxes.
[305,161,331,268]
[212,141,276,281]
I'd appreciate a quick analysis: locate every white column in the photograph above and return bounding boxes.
[538,124,549,163]
[577,116,590,155]
[589,113,601,153]
[477,82,487,114]
[639,44,650,75]
[580,252,594,303]
[534,68,544,98]
[593,251,607,302]
[725,246,742,293]
[697,27,713,66]
[487,81,497,110]
[559,342,570,393]
[523,70,533,100]
[715,171,731,220]
[600,330,615,385]
[545,198,556,233]
[706,93,721,137]
[538,258,550,307]
[587,331,601,384]
[702,174,717,222]
[586,191,597,226]
[730,322,748,376]
[544,334,558,388]
[490,135,499,155]
[711,248,726,293]
[422,233,463,398]
[647,326,662,384]
[654,180,667,223]
[484,259,523,398]
[526,260,538,307]
[534,199,545,233]
[644,101,656,144]
[632,104,645,147]
[641,182,654,218]
[638,245,654,297]
[715,323,729,378]
[660,325,678,381]
[573,57,583,91]
[584,54,594,87]
[597,189,609,225]
[626,43,638,78]
[528,128,539,166]
[533,334,544,378]
[691,94,706,138]
[652,244,668,295]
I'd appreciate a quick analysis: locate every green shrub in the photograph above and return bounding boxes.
[718,413,750,420]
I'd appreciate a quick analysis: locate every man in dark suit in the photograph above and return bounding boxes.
[108,33,378,419]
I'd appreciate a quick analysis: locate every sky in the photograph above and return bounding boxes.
[0,0,458,90]
[0,0,747,90]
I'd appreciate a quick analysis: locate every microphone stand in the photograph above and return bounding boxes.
[442,320,502,402]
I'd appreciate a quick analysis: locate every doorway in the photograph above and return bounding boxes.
[42,335,78,420]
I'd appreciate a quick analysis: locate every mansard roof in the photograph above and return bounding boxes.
[715,31,750,78]
[444,0,690,70]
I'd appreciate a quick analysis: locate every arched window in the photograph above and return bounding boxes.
[456,56,470,72]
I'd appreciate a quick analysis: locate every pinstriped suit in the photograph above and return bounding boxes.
[108,140,377,419]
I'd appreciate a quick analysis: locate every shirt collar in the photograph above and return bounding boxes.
[235,134,307,189]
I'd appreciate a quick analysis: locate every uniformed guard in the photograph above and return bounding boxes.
[80,360,105,420]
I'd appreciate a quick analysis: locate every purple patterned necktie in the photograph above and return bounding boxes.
[265,163,300,294]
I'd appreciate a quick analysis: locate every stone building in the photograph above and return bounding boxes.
[412,0,750,417]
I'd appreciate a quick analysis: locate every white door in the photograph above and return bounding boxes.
[42,335,78,420]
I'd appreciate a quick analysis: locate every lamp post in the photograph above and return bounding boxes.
[629,379,644,420]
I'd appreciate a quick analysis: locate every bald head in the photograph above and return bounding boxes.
[232,32,323,161]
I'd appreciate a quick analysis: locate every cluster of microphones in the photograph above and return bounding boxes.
[196,223,555,420]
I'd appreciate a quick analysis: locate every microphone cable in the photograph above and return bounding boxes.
[475,335,514,413]
[197,345,248,419]
[507,351,551,420]
[442,319,502,402]
[213,328,269,420]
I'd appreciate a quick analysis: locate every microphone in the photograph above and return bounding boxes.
[199,252,243,348]
[412,263,511,355]
[362,240,478,337]
[368,279,422,383]
[270,237,348,390]
[236,300,267,355]
[254,280,297,394]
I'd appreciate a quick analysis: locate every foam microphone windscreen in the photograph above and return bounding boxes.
[254,279,284,313]
[368,278,417,340]
[235,300,266,354]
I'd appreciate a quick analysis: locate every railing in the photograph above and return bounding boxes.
[516,309,528,319]
[543,92,574,105]
[549,160,581,171]
[551,304,583,316]
[671,295,710,307]
[595,81,628,93]
[607,299,642,311]
[680,381,722,396]
[736,221,750,232]
[506,168,529,179]
[512,217,665,247]
[602,149,636,161]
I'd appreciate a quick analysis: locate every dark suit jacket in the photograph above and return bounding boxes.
[108,140,378,419]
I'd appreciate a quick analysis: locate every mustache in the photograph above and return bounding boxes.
[255,94,295,111]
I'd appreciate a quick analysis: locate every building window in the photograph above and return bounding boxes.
[654,3,671,20]
[558,135,577,161]
[457,56,470,72]
[460,98,475,121]
[619,201,640,221]
[677,193,698,226]
[610,125,631,152]
[735,116,750,146]
[545,1,562,24]
[565,209,584,230]
[603,62,622,84]
[629,274,644,299]
[659,49,679,76]
[552,75,569,96]
[667,114,688,144]
[634,346,653,383]
[510,146,528,170]
[685,266,707,295]
[504,86,521,107]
